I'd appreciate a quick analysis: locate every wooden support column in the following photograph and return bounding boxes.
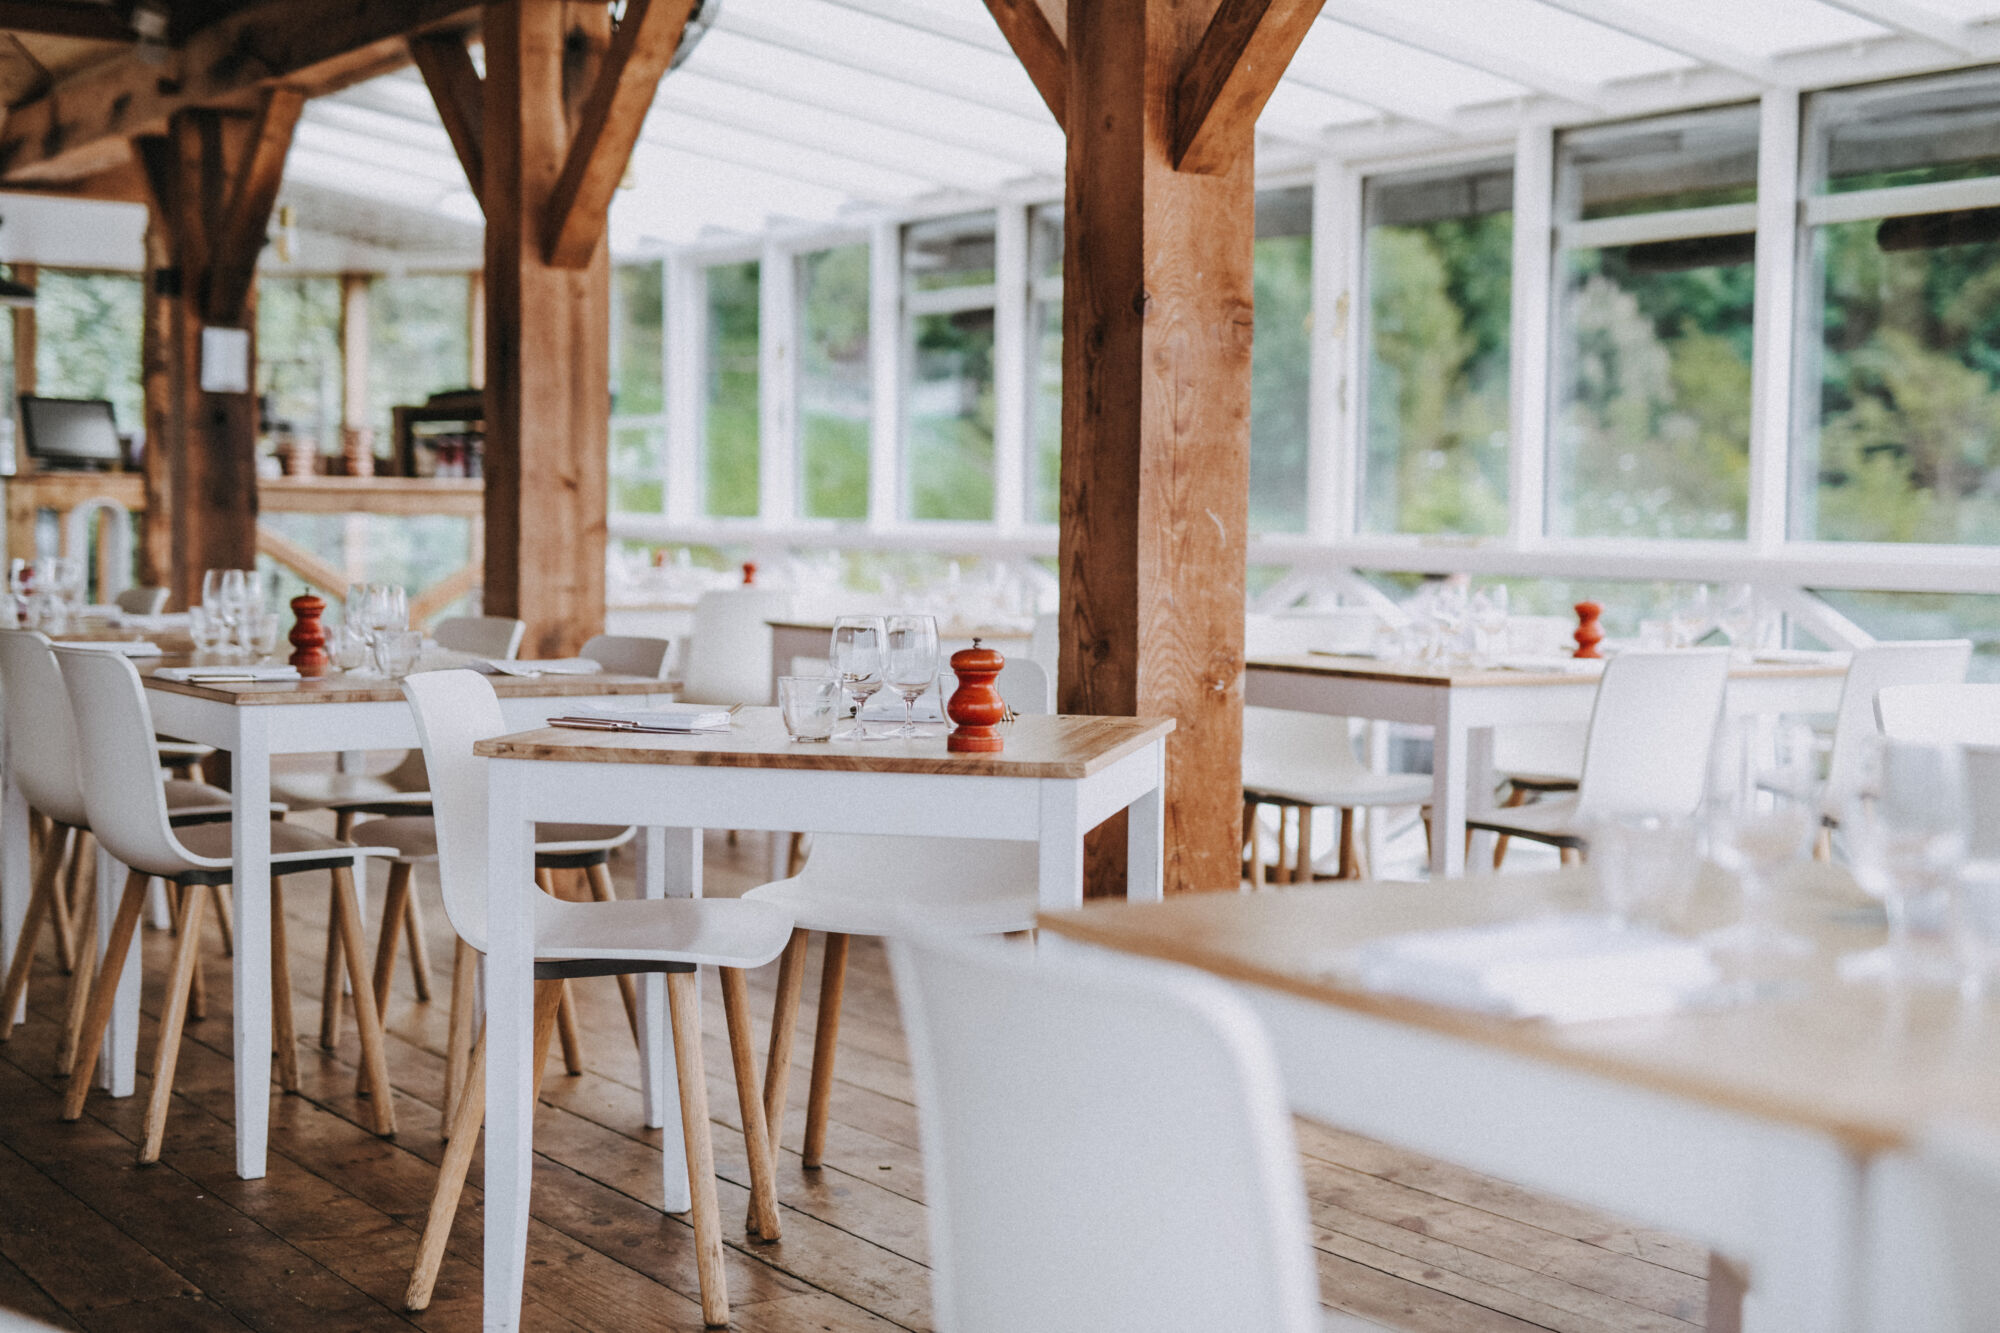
[339,272,371,461]
[10,264,35,395]
[989,0,1321,895]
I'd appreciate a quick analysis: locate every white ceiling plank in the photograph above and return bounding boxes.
[1319,0,1606,108]
[638,108,938,201]
[1810,0,1975,50]
[1532,0,1775,80]
[812,0,1014,54]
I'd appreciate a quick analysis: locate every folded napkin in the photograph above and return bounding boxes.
[1491,655,1603,675]
[52,639,162,658]
[477,657,606,677]
[154,664,302,683]
[1330,915,1719,1023]
[554,700,732,732]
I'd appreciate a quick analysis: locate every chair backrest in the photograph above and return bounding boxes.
[0,630,90,828]
[1910,1120,2000,1328]
[433,614,527,660]
[52,646,207,877]
[681,588,793,705]
[995,656,1052,716]
[889,937,1321,1333]
[401,669,507,952]
[1573,649,1732,820]
[1029,611,1059,680]
[115,584,168,616]
[1242,705,1368,782]
[1824,641,1972,808]
[1877,683,2000,747]
[579,633,673,679]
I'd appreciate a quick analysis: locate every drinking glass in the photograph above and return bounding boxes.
[243,610,283,661]
[376,629,423,678]
[1670,585,1711,649]
[1843,737,1968,986]
[830,615,886,739]
[332,617,370,673]
[1471,585,1509,665]
[1592,813,1699,930]
[778,675,840,742]
[883,614,941,737]
[189,604,224,655]
[1701,738,1815,969]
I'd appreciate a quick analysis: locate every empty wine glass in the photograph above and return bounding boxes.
[883,615,941,737]
[1471,585,1509,665]
[1701,737,1815,972]
[1843,737,1968,987]
[1716,584,1756,660]
[830,615,885,739]
[1670,585,1711,649]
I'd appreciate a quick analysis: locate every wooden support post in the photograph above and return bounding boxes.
[340,272,372,466]
[989,0,1321,895]
[10,264,34,395]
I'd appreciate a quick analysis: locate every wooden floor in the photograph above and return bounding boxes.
[0,827,1714,1332]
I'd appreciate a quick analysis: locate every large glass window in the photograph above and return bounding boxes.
[35,269,144,433]
[1551,106,1758,540]
[703,260,761,518]
[257,276,342,450]
[1251,186,1313,534]
[1361,165,1512,536]
[797,244,870,520]
[368,272,472,438]
[611,260,665,514]
[1797,69,2000,544]
[903,213,996,521]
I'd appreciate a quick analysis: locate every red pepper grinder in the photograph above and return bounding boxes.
[1572,601,1604,660]
[946,638,1006,753]
[289,593,330,677]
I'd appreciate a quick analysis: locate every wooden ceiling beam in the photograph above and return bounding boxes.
[204,84,302,323]
[540,0,696,268]
[0,0,478,184]
[409,28,484,208]
[0,2,135,43]
[1170,0,1324,173]
[980,0,1065,129]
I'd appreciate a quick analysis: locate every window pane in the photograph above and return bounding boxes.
[905,212,996,291]
[35,270,143,434]
[797,244,871,520]
[369,273,471,441]
[1559,105,1760,219]
[907,308,995,520]
[257,276,343,451]
[1814,589,2000,679]
[1800,220,2000,542]
[1251,186,1313,535]
[1362,166,1512,535]
[703,260,760,518]
[1552,244,1752,538]
[613,261,664,416]
[1815,68,2000,194]
[1029,204,1063,526]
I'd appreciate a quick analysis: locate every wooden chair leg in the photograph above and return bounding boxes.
[762,928,809,1157]
[400,883,434,1003]
[370,863,414,1022]
[1338,808,1360,880]
[334,809,356,840]
[1560,845,1582,867]
[185,891,208,1022]
[140,881,208,1163]
[441,937,477,1136]
[48,826,79,976]
[1243,800,1263,888]
[803,933,849,1170]
[405,978,564,1312]
[1492,783,1529,870]
[62,870,149,1120]
[784,831,808,878]
[668,969,730,1327]
[584,862,640,1045]
[555,982,584,1076]
[0,823,70,1039]
[1294,806,1315,883]
[55,861,97,1077]
[271,878,299,1094]
[331,865,397,1137]
[319,904,346,1049]
[205,881,235,957]
[720,967,781,1242]
[1813,825,1833,862]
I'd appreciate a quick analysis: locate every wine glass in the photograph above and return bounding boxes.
[1716,584,1756,660]
[1701,736,1815,973]
[1471,585,1509,665]
[1842,737,1968,987]
[1670,585,1711,649]
[830,615,885,739]
[883,615,941,737]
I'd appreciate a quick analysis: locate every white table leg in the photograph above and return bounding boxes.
[1743,1135,1865,1333]
[484,767,539,1333]
[1466,724,1499,873]
[1037,782,1085,910]
[638,825,696,1213]
[1,737,26,1027]
[1125,743,1165,902]
[95,849,138,1097]
[230,711,272,1180]
[1431,696,1468,878]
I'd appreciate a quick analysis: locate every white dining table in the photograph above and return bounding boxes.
[1245,653,1849,878]
[473,708,1173,1332]
[0,665,676,1181]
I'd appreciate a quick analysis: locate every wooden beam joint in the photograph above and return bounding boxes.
[980,0,1066,129]
[1171,0,1324,173]
[410,29,485,209]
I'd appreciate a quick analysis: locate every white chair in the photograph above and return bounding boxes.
[746,655,1053,1172]
[1241,706,1433,883]
[52,645,399,1161]
[889,936,1376,1333]
[1486,721,1588,869]
[396,670,793,1325]
[579,632,674,678]
[681,587,792,705]
[0,631,247,1064]
[1468,649,1733,862]
[431,614,526,660]
[114,585,168,616]
[1769,640,1971,822]
[1877,683,2000,746]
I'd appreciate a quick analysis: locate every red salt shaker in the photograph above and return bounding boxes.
[946,639,1006,753]
[1572,601,1604,660]
[289,593,330,677]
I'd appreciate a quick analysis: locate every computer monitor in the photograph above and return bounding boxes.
[19,396,122,470]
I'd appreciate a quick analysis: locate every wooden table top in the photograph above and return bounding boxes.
[1247,652,1849,689]
[477,707,1174,779]
[1039,873,2000,1155]
[140,666,674,707]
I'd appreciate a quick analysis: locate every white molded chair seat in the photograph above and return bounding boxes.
[579,633,674,678]
[1241,705,1433,883]
[115,585,168,616]
[890,937,1378,1333]
[171,818,395,867]
[347,816,635,866]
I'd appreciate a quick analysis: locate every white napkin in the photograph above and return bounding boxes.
[1491,655,1603,675]
[52,639,162,657]
[563,701,731,731]
[1331,915,1719,1023]
[153,664,302,683]
[477,657,605,677]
